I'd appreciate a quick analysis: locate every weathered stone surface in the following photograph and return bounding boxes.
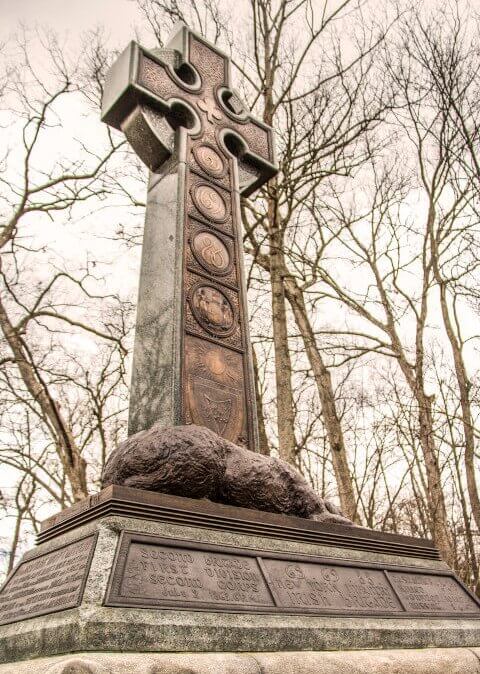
[2,649,480,674]
[254,648,480,673]
[1,516,480,663]
[101,423,351,524]
[45,657,111,674]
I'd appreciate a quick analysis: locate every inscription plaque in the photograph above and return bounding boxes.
[262,559,402,613]
[106,534,480,618]
[388,571,480,613]
[110,539,274,609]
[0,535,96,626]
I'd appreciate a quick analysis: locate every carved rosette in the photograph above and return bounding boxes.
[193,144,227,178]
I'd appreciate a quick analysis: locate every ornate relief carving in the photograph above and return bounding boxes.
[194,382,236,436]
[184,336,245,442]
[192,184,227,222]
[189,285,235,337]
[191,230,231,275]
[197,98,222,124]
[217,122,270,165]
[189,34,227,89]
[139,55,180,101]
[193,144,226,177]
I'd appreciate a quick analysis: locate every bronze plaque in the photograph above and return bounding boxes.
[0,534,96,625]
[106,533,480,618]
[261,559,402,613]
[193,144,226,178]
[192,184,228,222]
[184,335,246,443]
[189,284,235,337]
[108,538,274,609]
[191,231,231,275]
[388,571,480,614]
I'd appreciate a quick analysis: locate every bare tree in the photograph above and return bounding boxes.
[0,28,137,512]
[401,5,480,537]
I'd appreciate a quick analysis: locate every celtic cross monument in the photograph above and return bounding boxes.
[1,23,480,674]
[101,23,276,450]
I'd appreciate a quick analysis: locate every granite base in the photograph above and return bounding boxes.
[1,488,479,665]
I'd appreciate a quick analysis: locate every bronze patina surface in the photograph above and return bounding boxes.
[105,532,480,618]
[0,534,96,626]
[100,424,353,527]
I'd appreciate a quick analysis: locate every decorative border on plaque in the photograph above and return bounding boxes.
[105,532,480,619]
[0,533,97,626]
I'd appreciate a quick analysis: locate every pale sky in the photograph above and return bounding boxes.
[2,0,140,39]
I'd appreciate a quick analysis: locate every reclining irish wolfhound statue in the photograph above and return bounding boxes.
[102,423,353,526]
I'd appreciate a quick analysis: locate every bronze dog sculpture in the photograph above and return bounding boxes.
[102,423,353,526]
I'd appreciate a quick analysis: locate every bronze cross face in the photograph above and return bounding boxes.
[102,23,277,450]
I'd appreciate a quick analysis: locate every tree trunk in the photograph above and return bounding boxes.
[266,196,297,463]
[433,267,480,534]
[252,346,270,455]
[415,389,454,565]
[0,297,88,502]
[284,276,358,521]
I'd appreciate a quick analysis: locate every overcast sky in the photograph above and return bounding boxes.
[2,0,140,40]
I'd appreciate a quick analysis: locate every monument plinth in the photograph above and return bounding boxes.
[1,22,480,674]
[1,486,480,673]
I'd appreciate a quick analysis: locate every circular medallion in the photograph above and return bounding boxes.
[190,285,235,337]
[193,145,226,177]
[192,184,227,222]
[192,231,230,275]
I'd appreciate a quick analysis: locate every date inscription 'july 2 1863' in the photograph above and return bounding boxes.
[0,535,96,626]
[106,534,480,617]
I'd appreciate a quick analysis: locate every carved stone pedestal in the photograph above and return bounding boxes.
[1,487,480,670]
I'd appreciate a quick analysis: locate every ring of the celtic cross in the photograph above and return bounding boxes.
[216,86,249,122]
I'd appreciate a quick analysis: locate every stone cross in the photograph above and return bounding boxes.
[102,24,277,450]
